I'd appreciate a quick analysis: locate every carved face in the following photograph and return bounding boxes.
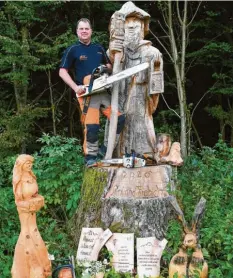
[77,21,92,44]
[172,142,181,153]
[22,161,33,172]
[157,134,171,157]
[183,233,197,249]
[124,17,143,46]
[58,268,73,278]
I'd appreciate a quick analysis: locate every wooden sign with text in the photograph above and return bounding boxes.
[76,228,104,262]
[106,233,134,273]
[137,237,167,278]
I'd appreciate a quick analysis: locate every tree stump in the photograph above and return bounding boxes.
[74,165,176,243]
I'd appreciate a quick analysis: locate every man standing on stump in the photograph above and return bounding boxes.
[59,18,125,167]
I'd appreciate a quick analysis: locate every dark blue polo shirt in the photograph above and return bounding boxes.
[60,41,111,85]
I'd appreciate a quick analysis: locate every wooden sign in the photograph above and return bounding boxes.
[137,237,167,278]
[151,71,164,93]
[106,233,134,273]
[76,228,104,262]
[90,229,113,261]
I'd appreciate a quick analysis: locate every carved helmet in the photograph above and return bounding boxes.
[111,1,150,37]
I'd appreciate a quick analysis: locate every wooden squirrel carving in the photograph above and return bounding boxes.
[169,197,208,278]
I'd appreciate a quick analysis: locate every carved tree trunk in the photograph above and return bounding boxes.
[74,165,176,244]
[116,43,162,156]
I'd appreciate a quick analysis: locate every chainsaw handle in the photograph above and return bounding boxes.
[76,85,89,98]
[82,66,102,94]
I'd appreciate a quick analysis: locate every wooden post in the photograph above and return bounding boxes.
[105,12,125,159]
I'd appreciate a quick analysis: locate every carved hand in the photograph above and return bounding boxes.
[109,39,124,61]
[29,195,45,212]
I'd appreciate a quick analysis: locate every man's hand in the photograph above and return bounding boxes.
[75,85,86,97]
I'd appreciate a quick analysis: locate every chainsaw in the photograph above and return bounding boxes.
[101,149,148,168]
[100,149,158,168]
[101,155,146,168]
[77,62,163,97]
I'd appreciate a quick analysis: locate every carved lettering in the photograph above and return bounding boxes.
[76,228,104,262]
[105,167,170,199]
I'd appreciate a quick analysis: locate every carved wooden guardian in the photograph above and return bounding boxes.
[11,154,51,278]
[109,1,163,156]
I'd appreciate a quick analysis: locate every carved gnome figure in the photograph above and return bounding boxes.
[11,154,51,278]
[156,134,183,166]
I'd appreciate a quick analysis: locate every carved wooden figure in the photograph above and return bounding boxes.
[156,134,172,158]
[159,142,183,166]
[169,197,208,278]
[11,154,51,278]
[108,1,163,156]
[155,134,183,166]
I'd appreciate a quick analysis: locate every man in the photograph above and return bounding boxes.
[59,18,125,167]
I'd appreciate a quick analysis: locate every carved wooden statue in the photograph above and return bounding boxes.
[169,197,208,278]
[156,133,172,158]
[11,154,51,278]
[108,1,163,157]
[156,134,183,166]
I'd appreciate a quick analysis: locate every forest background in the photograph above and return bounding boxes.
[0,1,233,277]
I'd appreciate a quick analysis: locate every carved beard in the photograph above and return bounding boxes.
[124,33,140,51]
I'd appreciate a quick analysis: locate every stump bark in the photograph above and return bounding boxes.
[74,165,176,243]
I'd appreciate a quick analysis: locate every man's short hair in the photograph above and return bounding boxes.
[77,18,92,29]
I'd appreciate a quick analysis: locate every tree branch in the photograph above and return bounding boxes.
[187,1,202,28]
[149,29,174,62]
[176,0,183,25]
[161,93,181,119]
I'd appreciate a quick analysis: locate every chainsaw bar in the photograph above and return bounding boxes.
[77,62,149,97]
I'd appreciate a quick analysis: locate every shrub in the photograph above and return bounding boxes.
[34,133,84,219]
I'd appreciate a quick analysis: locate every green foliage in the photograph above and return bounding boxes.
[104,269,133,278]
[0,156,17,277]
[34,133,84,218]
[0,106,48,157]
[154,108,180,142]
[0,186,18,277]
[0,1,80,153]
[188,6,233,145]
